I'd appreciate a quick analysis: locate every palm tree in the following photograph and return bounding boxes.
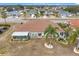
[67,29,78,45]
[44,24,58,48]
[1,11,7,24]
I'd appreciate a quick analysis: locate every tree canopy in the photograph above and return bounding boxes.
[44,24,57,39]
[1,11,7,19]
[64,6,79,13]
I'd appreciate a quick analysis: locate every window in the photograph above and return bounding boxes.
[60,32,63,36]
[38,33,42,36]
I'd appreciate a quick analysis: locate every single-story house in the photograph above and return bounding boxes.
[12,20,66,40]
[6,11,21,17]
[27,10,37,18]
[44,10,54,16]
[58,10,72,18]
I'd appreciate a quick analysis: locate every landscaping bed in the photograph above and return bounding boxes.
[58,39,68,45]
[0,24,10,27]
[0,24,11,35]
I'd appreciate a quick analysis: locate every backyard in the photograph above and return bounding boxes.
[0,37,79,56]
[0,21,79,56]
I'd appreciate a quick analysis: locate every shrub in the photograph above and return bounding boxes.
[0,24,10,27]
[67,31,77,45]
[58,23,69,28]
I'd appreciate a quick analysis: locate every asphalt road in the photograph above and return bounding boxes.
[0,16,78,23]
[0,16,26,23]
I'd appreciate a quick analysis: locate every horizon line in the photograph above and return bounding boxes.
[0,3,78,6]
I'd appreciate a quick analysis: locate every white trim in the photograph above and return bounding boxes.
[12,32,29,36]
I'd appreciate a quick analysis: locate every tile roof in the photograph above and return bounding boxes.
[14,20,64,32]
[69,19,79,28]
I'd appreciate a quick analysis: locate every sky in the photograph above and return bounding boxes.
[0,0,79,4]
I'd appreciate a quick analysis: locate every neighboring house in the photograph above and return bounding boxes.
[12,20,65,40]
[6,11,21,18]
[58,10,72,18]
[31,14,36,18]
[43,10,55,18]
[44,10,54,16]
[27,10,37,18]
